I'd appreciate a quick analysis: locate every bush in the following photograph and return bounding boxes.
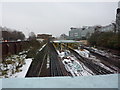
[88,31,120,50]
[26,40,45,58]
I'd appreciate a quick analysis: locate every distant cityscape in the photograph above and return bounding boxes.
[0,2,120,42]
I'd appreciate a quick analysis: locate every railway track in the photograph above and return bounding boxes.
[65,45,114,75]
[26,42,70,77]
[26,43,48,77]
[48,42,71,76]
[26,42,116,77]
[38,53,48,77]
[83,46,120,73]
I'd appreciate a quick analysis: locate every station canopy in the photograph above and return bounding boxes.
[52,40,81,43]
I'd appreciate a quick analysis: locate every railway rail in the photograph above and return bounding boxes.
[48,42,71,76]
[26,42,70,77]
[61,44,114,75]
[26,42,117,77]
[83,46,120,73]
[26,43,48,77]
[69,48,114,75]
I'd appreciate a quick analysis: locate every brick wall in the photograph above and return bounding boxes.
[1,41,29,62]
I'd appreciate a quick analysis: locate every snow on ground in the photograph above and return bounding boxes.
[39,44,47,52]
[57,51,66,58]
[19,50,29,55]
[36,44,47,54]
[10,58,32,78]
[57,48,117,75]
[57,50,70,59]
[57,50,93,76]
[92,48,109,57]
[0,50,32,78]
[76,48,117,73]
[46,55,50,69]
[75,49,90,58]
[88,47,119,59]
[89,54,117,73]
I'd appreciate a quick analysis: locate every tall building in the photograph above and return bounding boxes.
[116,1,120,32]
[69,27,95,40]
[69,27,82,40]
[69,24,114,40]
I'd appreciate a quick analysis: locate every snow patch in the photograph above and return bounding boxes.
[57,49,93,76]
[11,58,32,78]
[75,49,90,58]
[0,50,32,78]
[39,44,47,52]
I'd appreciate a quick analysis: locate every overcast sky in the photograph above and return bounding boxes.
[1,2,118,37]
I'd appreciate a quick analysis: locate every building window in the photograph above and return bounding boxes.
[74,33,78,36]
[70,33,73,37]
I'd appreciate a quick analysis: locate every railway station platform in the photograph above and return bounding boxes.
[52,40,82,49]
[0,74,119,89]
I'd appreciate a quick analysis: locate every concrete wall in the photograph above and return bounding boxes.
[2,74,118,88]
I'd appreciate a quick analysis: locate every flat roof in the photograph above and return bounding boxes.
[53,40,81,43]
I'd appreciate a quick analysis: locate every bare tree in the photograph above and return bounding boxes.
[28,32,36,40]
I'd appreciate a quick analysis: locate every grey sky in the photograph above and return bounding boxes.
[2,2,118,37]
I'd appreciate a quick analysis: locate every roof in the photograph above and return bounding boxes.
[53,40,81,43]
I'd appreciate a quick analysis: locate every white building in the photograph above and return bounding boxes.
[98,24,114,32]
[69,26,95,40]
